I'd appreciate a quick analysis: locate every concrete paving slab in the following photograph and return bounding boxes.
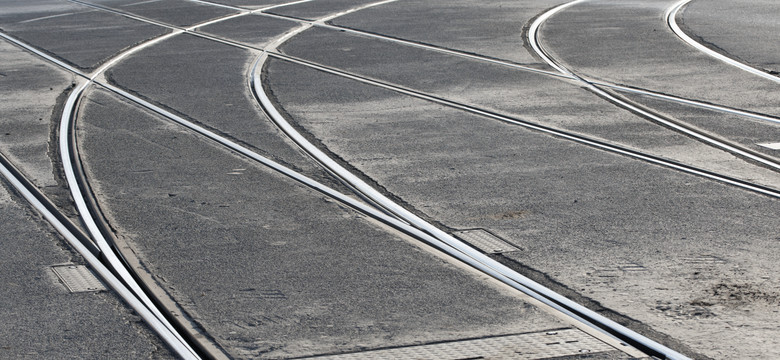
[331,0,561,67]
[0,1,169,71]
[264,59,780,359]
[541,0,780,119]
[0,176,175,359]
[196,13,300,48]
[75,87,589,359]
[277,26,780,191]
[89,0,238,27]
[105,33,333,184]
[682,0,780,75]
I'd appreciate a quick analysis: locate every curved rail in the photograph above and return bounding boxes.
[666,0,780,84]
[528,0,780,175]
[2,10,624,355]
[3,1,640,357]
[5,1,769,358]
[0,152,195,359]
[60,41,201,360]
[248,3,698,360]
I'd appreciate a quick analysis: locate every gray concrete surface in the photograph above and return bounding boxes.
[0,40,70,192]
[331,0,561,66]
[0,171,175,359]
[3,0,780,359]
[683,0,780,75]
[265,59,780,359]
[0,0,169,71]
[277,26,780,191]
[76,88,595,359]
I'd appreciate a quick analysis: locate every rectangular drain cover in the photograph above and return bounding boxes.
[454,229,520,254]
[309,328,617,359]
[51,264,105,293]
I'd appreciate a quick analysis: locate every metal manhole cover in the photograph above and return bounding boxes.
[51,264,105,293]
[454,229,520,254]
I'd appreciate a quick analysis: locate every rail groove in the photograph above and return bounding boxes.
[528,0,780,174]
[666,0,780,84]
[7,1,773,358]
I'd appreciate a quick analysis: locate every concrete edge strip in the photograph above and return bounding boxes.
[665,0,780,84]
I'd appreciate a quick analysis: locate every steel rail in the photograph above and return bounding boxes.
[252,47,696,360]
[267,51,780,198]
[666,0,780,84]
[50,0,780,195]
[12,0,779,197]
[248,3,703,360]
[0,32,200,359]
[59,36,201,359]
[57,0,780,199]
[111,0,780,128]
[65,0,407,221]
[595,81,780,126]
[4,2,639,356]
[0,154,195,359]
[248,7,780,127]
[254,11,568,78]
[2,2,763,357]
[1,8,626,351]
[528,1,780,174]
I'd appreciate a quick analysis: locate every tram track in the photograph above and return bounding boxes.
[0,27,206,359]
[2,21,644,360]
[0,138,199,359]
[1,2,772,354]
[69,0,780,155]
[528,0,780,174]
[222,2,780,128]
[3,1,770,358]
[38,0,780,198]
[666,0,780,85]
[1,2,653,358]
